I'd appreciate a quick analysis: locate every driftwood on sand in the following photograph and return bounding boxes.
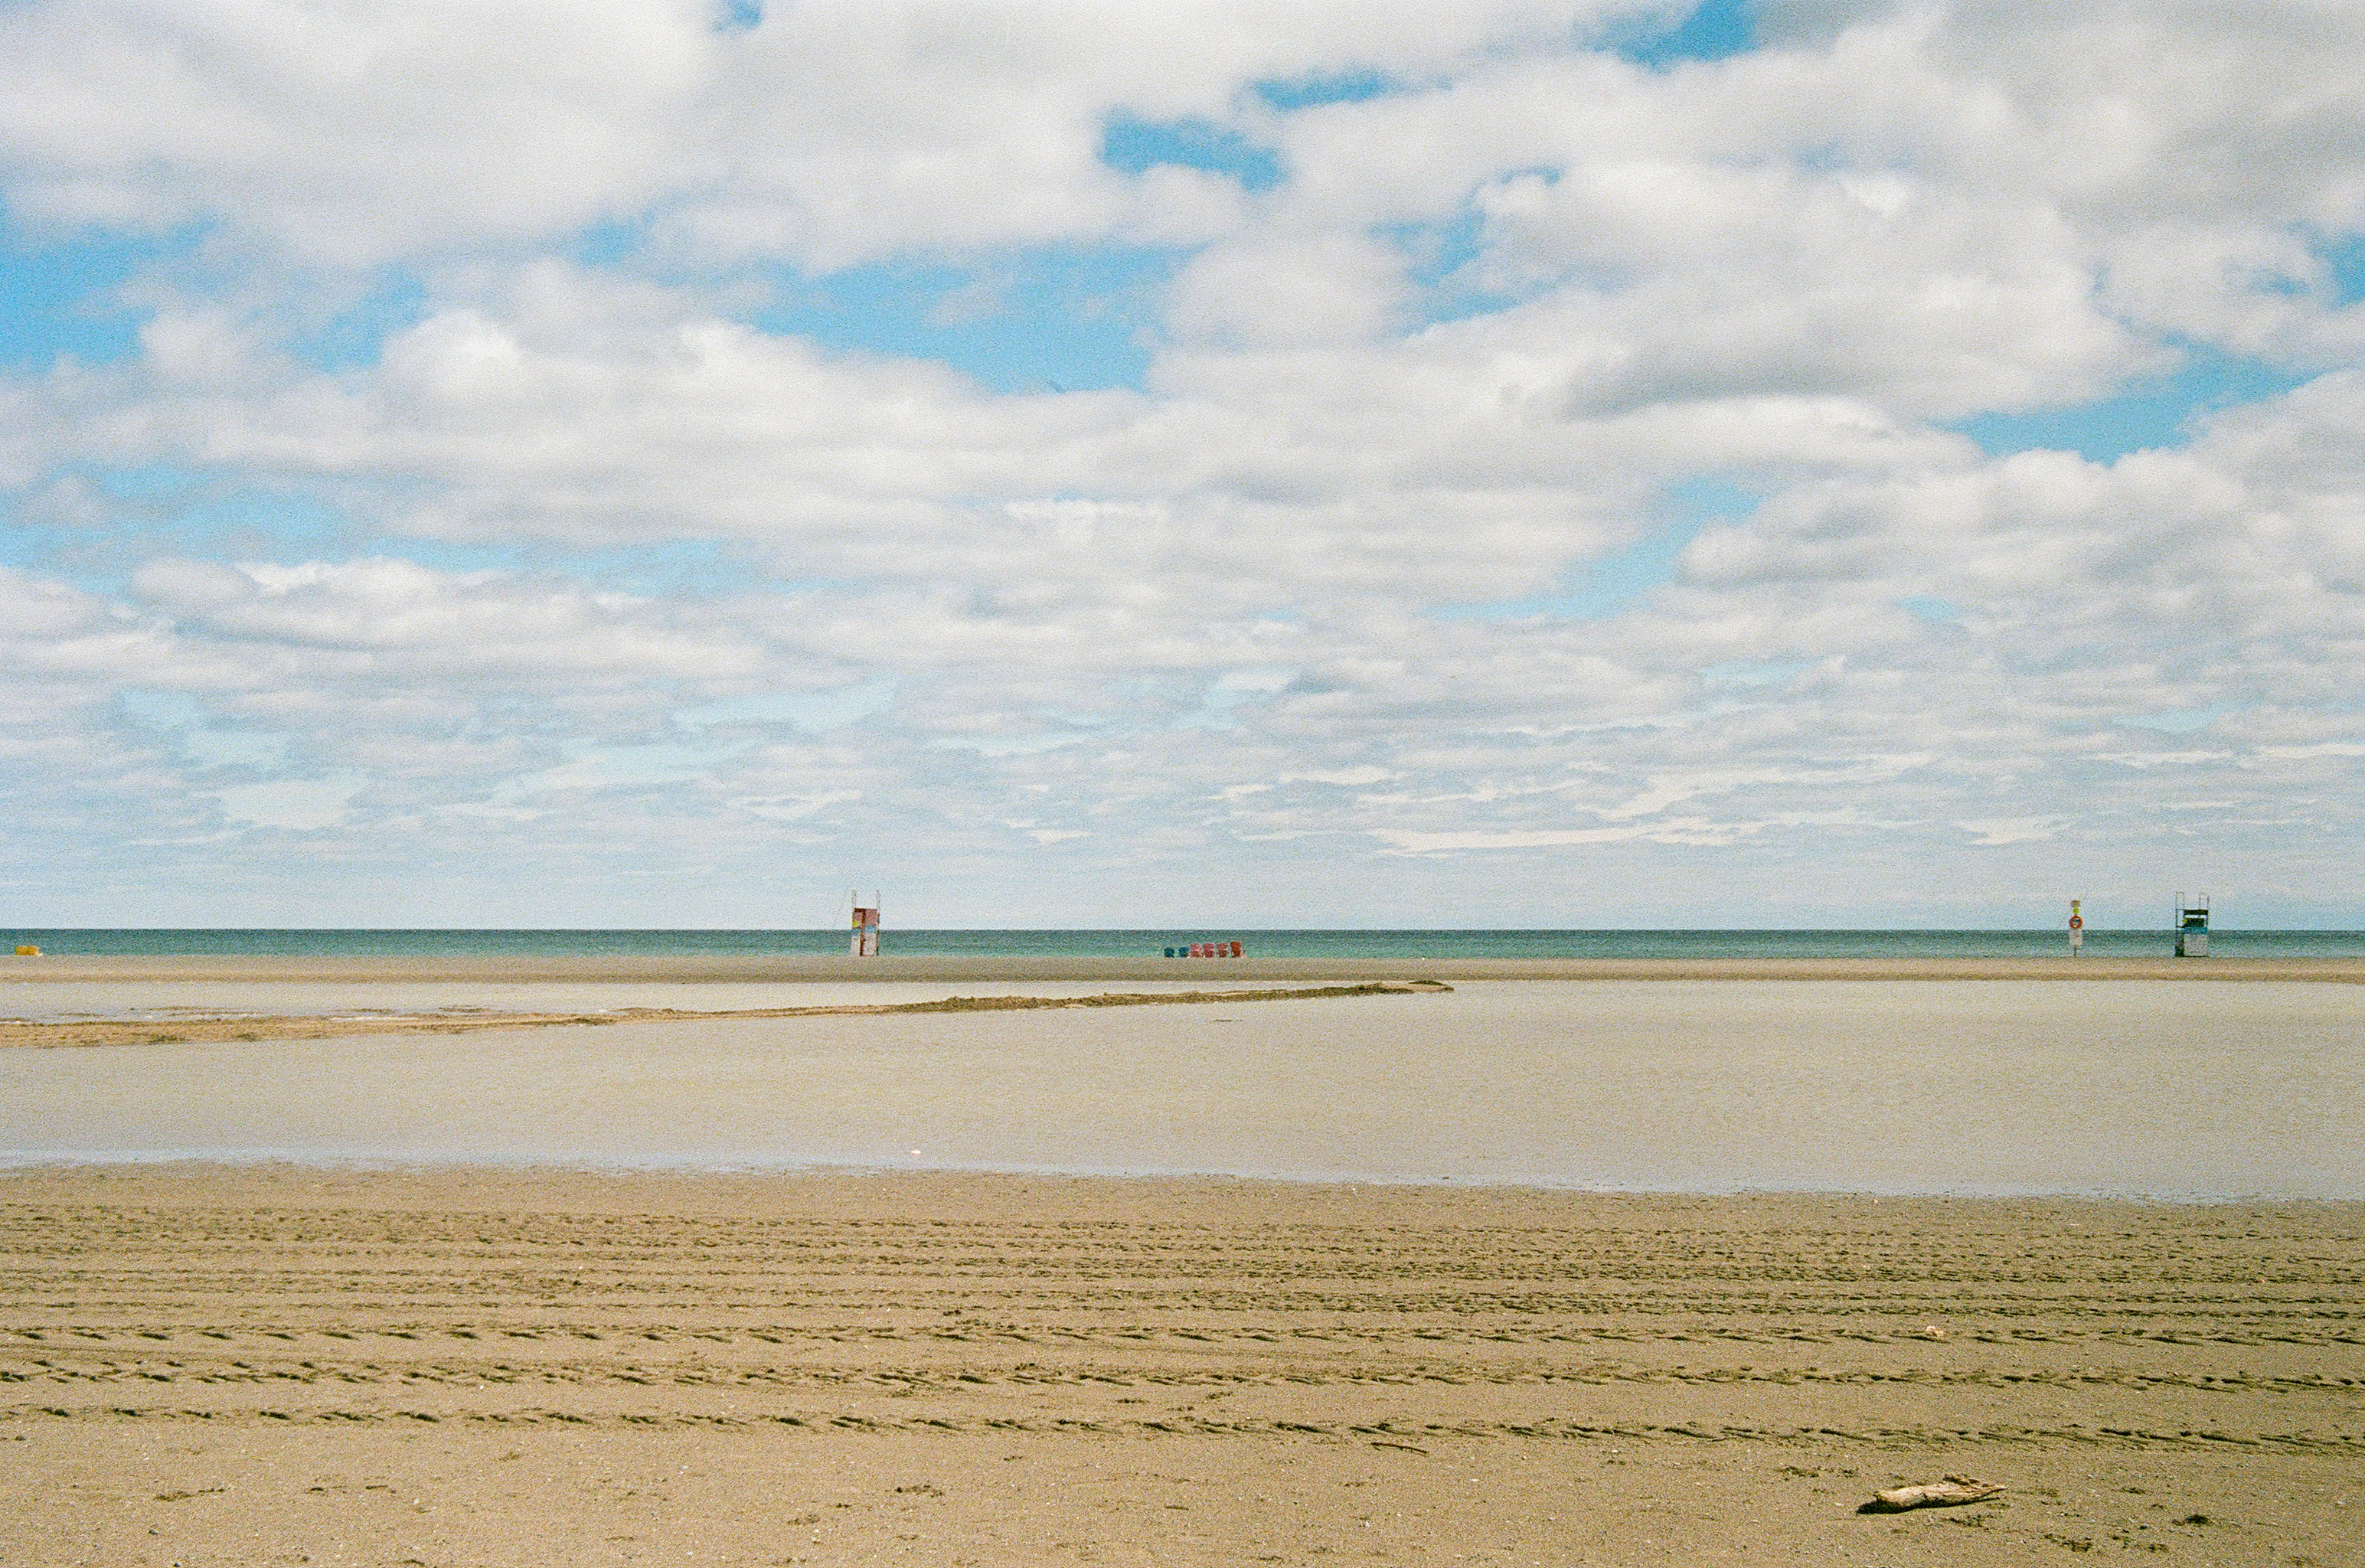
[1857,1476,2003,1513]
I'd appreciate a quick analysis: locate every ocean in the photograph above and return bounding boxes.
[8,926,2365,959]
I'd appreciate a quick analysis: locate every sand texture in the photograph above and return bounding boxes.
[3,1167,2359,1566]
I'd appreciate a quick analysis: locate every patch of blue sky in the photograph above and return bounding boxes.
[1029,706,1123,733]
[0,210,205,371]
[570,539,759,597]
[132,478,351,554]
[118,691,290,771]
[181,729,291,771]
[0,466,739,599]
[0,465,343,595]
[0,519,110,593]
[1427,478,1758,622]
[119,691,211,730]
[1900,596,1964,623]
[713,0,760,31]
[1252,70,1397,112]
[341,536,532,577]
[1101,113,1282,191]
[571,216,652,270]
[93,464,201,501]
[1392,211,1487,292]
[1390,188,1590,329]
[289,271,428,372]
[756,245,1175,394]
[365,535,767,598]
[1699,658,1811,688]
[1175,670,1293,732]
[499,736,753,799]
[931,730,1096,758]
[2117,702,2248,735]
[1951,343,2311,463]
[1615,0,1758,68]
[213,773,367,831]
[11,472,754,596]
[1390,212,1521,329]
[2327,233,2365,307]
[675,681,897,734]
[46,462,335,545]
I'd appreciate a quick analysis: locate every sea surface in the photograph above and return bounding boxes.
[4,980,2360,1199]
[8,926,2363,959]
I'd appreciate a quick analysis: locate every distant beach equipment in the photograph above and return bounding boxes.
[2175,891,2210,958]
[1167,940,1246,958]
[12,945,38,956]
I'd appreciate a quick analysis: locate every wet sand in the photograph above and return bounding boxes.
[6,979,2360,1195]
[2,1165,2359,1566]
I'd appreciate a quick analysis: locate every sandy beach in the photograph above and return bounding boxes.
[2,1165,2359,1566]
[4,962,2360,1563]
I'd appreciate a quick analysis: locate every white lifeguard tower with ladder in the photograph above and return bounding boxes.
[2174,891,2209,957]
[851,891,880,958]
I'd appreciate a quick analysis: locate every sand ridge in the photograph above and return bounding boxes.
[2,1167,2359,1565]
[0,978,1451,1050]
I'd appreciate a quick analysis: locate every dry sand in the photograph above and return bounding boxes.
[3,1165,2359,1566]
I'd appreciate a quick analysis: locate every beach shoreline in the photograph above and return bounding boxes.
[7,952,2363,984]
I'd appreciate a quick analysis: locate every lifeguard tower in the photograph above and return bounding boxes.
[2174,891,2209,958]
[851,891,880,958]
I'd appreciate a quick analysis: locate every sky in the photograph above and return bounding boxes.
[2,0,2361,930]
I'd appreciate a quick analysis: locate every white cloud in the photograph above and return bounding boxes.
[129,557,764,678]
[2,2,2363,923]
[728,789,862,823]
[1954,817,2065,848]
[1278,766,1396,786]
[1168,232,1411,348]
[1374,819,1761,852]
[0,0,1642,267]
[0,0,714,263]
